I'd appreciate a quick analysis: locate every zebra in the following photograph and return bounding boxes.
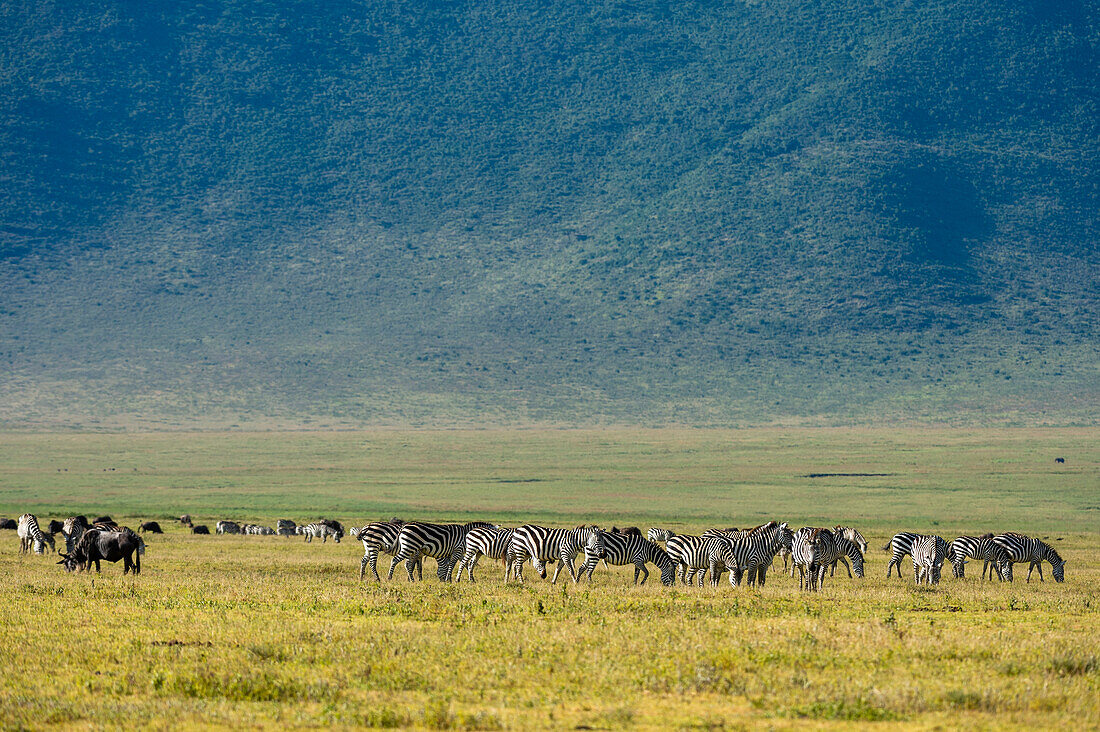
[884,531,929,578]
[508,525,600,584]
[950,535,1013,581]
[829,526,869,577]
[63,515,90,553]
[993,532,1065,583]
[580,530,677,585]
[356,520,422,581]
[276,519,296,536]
[664,534,734,586]
[798,528,864,591]
[911,535,951,585]
[455,526,517,582]
[216,520,241,535]
[717,522,792,587]
[388,521,497,582]
[302,522,343,543]
[17,514,55,555]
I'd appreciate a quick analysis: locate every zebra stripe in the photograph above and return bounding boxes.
[509,525,600,584]
[581,530,677,585]
[950,535,1013,581]
[993,532,1065,583]
[455,527,516,582]
[17,514,54,555]
[911,535,951,585]
[389,522,496,582]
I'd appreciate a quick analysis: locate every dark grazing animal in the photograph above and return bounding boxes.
[191,524,210,535]
[47,519,64,534]
[179,514,192,525]
[1055,457,1065,464]
[139,521,163,534]
[93,515,113,525]
[58,528,142,575]
[0,518,18,530]
[610,526,643,537]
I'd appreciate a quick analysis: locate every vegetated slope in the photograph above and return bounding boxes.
[0,1,1097,427]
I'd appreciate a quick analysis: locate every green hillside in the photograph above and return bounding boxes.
[0,1,1097,427]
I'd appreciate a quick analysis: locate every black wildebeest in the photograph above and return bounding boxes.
[58,528,142,575]
[139,521,163,534]
[0,518,17,530]
[94,515,113,524]
[1055,457,1065,464]
[191,524,210,535]
[47,519,65,534]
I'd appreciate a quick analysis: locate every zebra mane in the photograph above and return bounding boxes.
[1040,540,1063,563]
[809,527,822,543]
[747,521,777,536]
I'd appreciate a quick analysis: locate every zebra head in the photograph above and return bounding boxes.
[585,530,608,560]
[1052,558,1066,583]
[658,553,677,586]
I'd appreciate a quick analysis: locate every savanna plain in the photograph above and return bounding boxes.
[0,428,1097,730]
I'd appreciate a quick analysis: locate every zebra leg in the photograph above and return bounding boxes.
[838,556,852,579]
[637,563,649,585]
[757,564,768,587]
[387,555,402,581]
[359,554,369,581]
[369,551,382,582]
[467,552,482,582]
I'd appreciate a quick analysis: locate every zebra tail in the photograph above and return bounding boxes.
[881,542,891,553]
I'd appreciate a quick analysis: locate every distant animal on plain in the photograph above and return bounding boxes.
[1055,457,1065,464]
[0,518,16,530]
[139,521,163,534]
[191,525,210,535]
[179,514,192,525]
[47,519,65,534]
[93,515,113,524]
[216,520,241,535]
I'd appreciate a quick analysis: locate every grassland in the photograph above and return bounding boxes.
[0,428,1097,729]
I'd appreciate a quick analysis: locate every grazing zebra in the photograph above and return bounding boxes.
[356,520,421,581]
[884,532,925,578]
[455,526,516,582]
[950,535,1013,581]
[17,514,55,555]
[581,530,677,585]
[911,535,951,585]
[388,522,496,582]
[798,528,864,591]
[63,516,91,553]
[664,534,732,586]
[993,532,1065,583]
[302,522,343,543]
[829,526,869,577]
[216,520,241,535]
[508,525,600,584]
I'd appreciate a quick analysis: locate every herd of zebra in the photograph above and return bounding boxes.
[349,519,1068,591]
[6,512,1068,589]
